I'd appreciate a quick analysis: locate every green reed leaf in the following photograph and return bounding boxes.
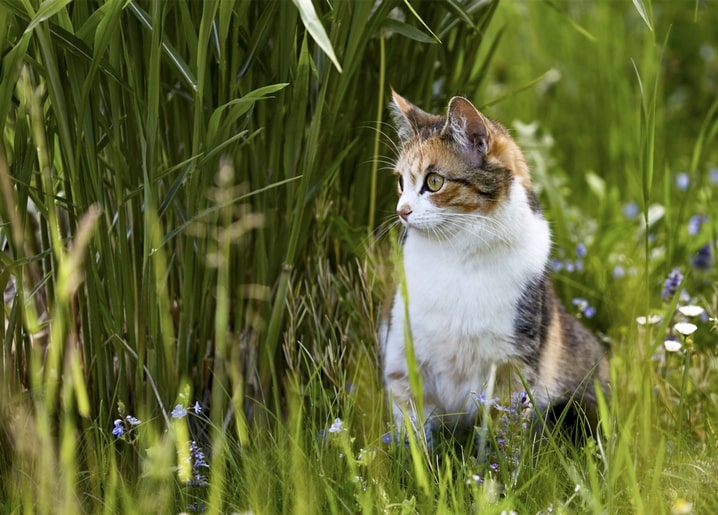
[292,0,343,73]
[380,18,437,44]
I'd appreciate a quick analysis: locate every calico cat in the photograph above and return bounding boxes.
[379,90,609,441]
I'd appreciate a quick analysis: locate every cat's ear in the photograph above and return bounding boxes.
[390,89,440,143]
[442,96,491,165]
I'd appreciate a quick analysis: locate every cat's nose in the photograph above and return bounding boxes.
[398,205,412,221]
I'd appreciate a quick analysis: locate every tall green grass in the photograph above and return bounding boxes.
[1,0,717,512]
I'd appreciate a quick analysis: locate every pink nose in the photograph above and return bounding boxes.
[398,205,412,221]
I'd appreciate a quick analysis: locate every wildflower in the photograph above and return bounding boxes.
[710,168,718,184]
[572,297,596,318]
[189,441,209,470]
[661,268,683,301]
[551,258,563,272]
[576,243,587,258]
[171,404,188,419]
[612,265,625,279]
[671,498,693,514]
[381,432,393,444]
[112,419,125,438]
[572,297,587,309]
[664,337,682,352]
[692,244,712,270]
[186,441,209,488]
[674,322,698,336]
[345,383,357,394]
[511,391,528,408]
[678,305,705,318]
[475,392,499,407]
[193,401,202,415]
[126,415,141,426]
[675,172,690,191]
[468,474,484,485]
[636,314,662,325]
[688,214,708,236]
[328,418,343,433]
[623,202,639,219]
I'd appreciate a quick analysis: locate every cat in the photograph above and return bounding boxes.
[379,90,609,442]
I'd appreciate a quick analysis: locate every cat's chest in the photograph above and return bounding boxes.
[401,234,529,355]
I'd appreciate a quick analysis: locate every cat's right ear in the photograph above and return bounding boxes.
[443,96,491,167]
[390,89,437,143]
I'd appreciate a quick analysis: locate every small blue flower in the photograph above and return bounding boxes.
[171,404,188,419]
[475,393,499,407]
[551,258,563,272]
[692,244,712,271]
[612,265,625,279]
[661,268,683,301]
[623,202,639,219]
[381,432,393,445]
[126,415,141,426]
[688,215,708,236]
[675,172,690,191]
[576,243,587,258]
[112,419,125,438]
[193,401,202,415]
[564,261,576,273]
[190,441,209,469]
[710,168,718,184]
[328,418,343,433]
[511,391,528,408]
[572,297,596,318]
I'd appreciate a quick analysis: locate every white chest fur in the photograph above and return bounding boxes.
[382,183,551,424]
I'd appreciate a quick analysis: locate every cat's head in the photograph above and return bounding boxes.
[390,90,536,240]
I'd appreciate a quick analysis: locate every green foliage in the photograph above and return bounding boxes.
[1,0,717,513]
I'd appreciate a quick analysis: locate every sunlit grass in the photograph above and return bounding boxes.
[1,0,718,513]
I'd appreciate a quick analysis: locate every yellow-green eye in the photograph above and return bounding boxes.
[425,172,444,192]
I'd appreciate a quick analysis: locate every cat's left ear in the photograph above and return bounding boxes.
[442,96,491,165]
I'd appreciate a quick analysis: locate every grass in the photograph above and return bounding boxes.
[1,0,718,513]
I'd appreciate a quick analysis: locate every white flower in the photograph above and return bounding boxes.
[674,322,698,336]
[328,418,343,433]
[678,305,705,317]
[636,314,662,326]
[664,339,682,352]
[671,498,693,515]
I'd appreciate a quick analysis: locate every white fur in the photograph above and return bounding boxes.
[382,179,551,429]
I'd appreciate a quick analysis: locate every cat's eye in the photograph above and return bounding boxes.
[397,175,404,193]
[425,172,444,192]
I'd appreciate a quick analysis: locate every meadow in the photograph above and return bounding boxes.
[1,0,717,513]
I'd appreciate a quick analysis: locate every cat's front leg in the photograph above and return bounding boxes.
[385,371,438,447]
